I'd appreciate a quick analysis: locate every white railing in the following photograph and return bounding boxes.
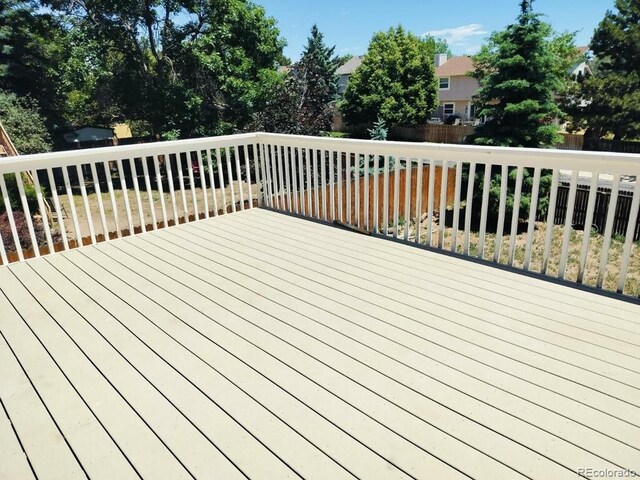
[1,132,640,298]
[257,133,640,298]
[0,133,262,264]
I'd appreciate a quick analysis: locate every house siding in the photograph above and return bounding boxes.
[338,74,349,95]
[438,76,479,102]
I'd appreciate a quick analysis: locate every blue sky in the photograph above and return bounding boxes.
[257,0,612,60]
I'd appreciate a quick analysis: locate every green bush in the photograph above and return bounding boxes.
[0,91,52,154]
[463,165,553,227]
[0,173,42,215]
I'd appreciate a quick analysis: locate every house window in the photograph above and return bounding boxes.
[439,77,450,90]
[443,103,455,116]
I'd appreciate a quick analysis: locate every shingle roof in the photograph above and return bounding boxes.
[336,55,363,75]
[435,56,475,77]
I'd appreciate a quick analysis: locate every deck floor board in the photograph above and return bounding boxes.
[1,208,639,480]
[160,220,640,464]
[0,390,35,480]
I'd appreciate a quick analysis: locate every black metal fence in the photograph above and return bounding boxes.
[583,138,640,154]
[554,184,640,241]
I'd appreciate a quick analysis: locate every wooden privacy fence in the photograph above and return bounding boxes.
[390,125,476,144]
[559,135,640,154]
[298,164,457,229]
[558,134,585,151]
[331,117,477,145]
[584,138,640,154]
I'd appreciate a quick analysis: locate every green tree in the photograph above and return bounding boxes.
[292,24,339,134]
[250,24,339,136]
[368,117,388,141]
[579,0,640,139]
[427,35,453,57]
[56,22,124,129]
[337,53,354,66]
[471,0,578,148]
[340,26,438,126]
[0,90,52,154]
[247,69,298,133]
[0,0,67,135]
[44,0,285,138]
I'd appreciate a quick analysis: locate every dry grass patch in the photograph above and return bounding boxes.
[396,217,640,297]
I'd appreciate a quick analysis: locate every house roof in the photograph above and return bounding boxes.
[66,125,116,133]
[577,46,589,55]
[63,126,116,143]
[336,55,363,75]
[435,56,475,77]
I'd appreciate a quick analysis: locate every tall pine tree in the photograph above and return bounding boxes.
[251,24,339,136]
[290,24,339,135]
[0,0,67,135]
[472,0,572,147]
[580,0,640,139]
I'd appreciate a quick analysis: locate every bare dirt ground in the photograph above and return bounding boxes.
[54,182,260,238]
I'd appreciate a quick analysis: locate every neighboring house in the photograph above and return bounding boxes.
[336,56,363,95]
[433,46,590,123]
[434,54,480,123]
[63,126,116,144]
[571,46,592,78]
[566,46,593,110]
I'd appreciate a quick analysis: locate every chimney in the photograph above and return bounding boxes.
[434,53,448,67]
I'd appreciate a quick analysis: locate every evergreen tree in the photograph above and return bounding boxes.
[580,0,640,139]
[250,24,339,136]
[472,0,576,147]
[340,26,438,126]
[0,0,67,134]
[290,24,339,135]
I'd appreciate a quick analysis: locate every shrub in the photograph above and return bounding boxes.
[0,211,47,251]
[463,165,553,227]
[368,117,388,141]
[0,91,52,154]
[0,173,42,214]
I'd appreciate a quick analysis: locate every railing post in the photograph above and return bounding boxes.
[0,174,25,259]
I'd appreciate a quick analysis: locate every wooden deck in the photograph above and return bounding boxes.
[1,208,639,480]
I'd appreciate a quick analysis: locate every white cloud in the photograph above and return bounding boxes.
[424,24,488,47]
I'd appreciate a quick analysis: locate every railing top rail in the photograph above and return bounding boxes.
[0,132,259,173]
[257,132,640,174]
[2,130,640,175]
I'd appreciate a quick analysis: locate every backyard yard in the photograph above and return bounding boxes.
[398,217,640,296]
[55,182,260,238]
[28,175,638,298]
